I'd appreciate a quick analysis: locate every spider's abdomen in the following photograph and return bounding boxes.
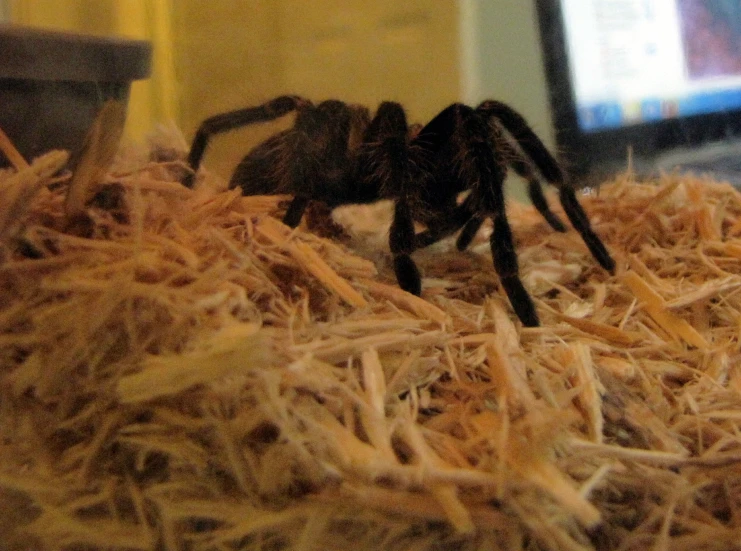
[230,101,357,203]
[229,132,295,195]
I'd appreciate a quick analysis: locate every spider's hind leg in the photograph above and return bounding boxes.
[183,95,311,188]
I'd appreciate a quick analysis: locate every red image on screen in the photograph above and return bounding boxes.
[678,0,741,79]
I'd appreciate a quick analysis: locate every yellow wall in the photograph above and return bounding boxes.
[169,0,461,178]
[9,1,461,180]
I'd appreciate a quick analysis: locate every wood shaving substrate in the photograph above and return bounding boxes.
[2,138,741,551]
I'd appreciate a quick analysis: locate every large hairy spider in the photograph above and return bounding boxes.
[184,95,615,327]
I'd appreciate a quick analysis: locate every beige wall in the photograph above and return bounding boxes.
[461,0,554,201]
[462,1,554,148]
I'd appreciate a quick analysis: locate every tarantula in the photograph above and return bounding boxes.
[183,95,615,327]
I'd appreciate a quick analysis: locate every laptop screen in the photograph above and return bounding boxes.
[563,0,741,133]
[537,0,741,182]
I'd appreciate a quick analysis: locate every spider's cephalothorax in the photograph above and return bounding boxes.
[184,95,615,327]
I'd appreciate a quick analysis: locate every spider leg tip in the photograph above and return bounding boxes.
[517,311,540,327]
[393,255,422,296]
[603,256,617,275]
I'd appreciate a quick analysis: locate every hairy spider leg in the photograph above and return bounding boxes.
[412,103,541,325]
[476,100,562,182]
[527,180,567,232]
[489,196,540,327]
[477,100,615,274]
[559,188,616,273]
[477,100,568,232]
[453,155,567,251]
[183,95,311,189]
[359,102,423,295]
[496,139,567,232]
[412,101,567,253]
[464,104,541,327]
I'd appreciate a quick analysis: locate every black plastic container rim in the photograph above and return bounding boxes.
[0,24,152,82]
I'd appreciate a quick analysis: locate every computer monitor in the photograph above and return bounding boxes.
[536,0,741,183]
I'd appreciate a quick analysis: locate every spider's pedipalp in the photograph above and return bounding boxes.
[455,214,485,252]
[283,196,310,228]
[413,196,476,250]
[390,199,422,296]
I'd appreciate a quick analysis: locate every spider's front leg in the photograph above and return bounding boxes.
[477,152,541,327]
[488,196,540,327]
[409,104,481,252]
[411,102,569,252]
[477,100,615,274]
[441,103,540,326]
[358,102,425,296]
[558,186,616,273]
[500,143,567,233]
[472,163,540,327]
[390,199,422,295]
